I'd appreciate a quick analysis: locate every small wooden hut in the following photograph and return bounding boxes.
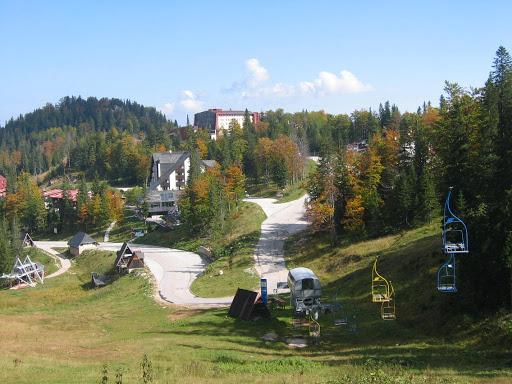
[68,232,98,257]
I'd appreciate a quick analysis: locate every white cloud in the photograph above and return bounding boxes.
[271,82,295,97]
[162,102,175,114]
[246,58,269,87]
[161,90,204,119]
[310,70,373,95]
[228,58,372,99]
[182,90,195,99]
[179,90,204,111]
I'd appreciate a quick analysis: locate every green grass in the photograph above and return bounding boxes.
[36,224,111,242]
[0,247,510,383]
[283,221,512,378]
[134,201,266,298]
[107,213,146,243]
[190,202,266,297]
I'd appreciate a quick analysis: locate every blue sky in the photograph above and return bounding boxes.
[0,0,511,125]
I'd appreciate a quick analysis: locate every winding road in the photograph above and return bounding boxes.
[34,195,308,306]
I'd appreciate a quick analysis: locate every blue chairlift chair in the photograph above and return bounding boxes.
[443,189,469,254]
[437,253,457,293]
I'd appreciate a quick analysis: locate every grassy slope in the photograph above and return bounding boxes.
[36,224,111,242]
[0,244,510,383]
[24,247,60,276]
[284,221,512,379]
[107,212,146,243]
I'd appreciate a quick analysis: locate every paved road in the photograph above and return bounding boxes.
[246,196,308,293]
[34,240,231,305]
[33,194,308,305]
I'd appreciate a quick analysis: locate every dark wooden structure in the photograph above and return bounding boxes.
[114,243,144,272]
[228,288,270,320]
[20,232,35,247]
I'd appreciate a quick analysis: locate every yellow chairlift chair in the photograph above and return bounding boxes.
[372,258,391,302]
[380,281,396,320]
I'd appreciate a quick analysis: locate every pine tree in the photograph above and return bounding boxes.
[188,148,201,185]
[0,219,12,275]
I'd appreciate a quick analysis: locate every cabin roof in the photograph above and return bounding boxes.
[68,232,96,247]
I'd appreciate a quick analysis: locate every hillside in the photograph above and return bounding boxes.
[284,222,512,364]
[0,96,175,185]
[1,226,511,383]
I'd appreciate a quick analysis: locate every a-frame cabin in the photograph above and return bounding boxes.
[114,243,145,272]
[20,232,35,247]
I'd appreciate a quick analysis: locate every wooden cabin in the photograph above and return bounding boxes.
[114,243,144,272]
[68,232,98,257]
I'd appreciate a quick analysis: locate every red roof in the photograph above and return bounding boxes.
[0,175,7,193]
[43,189,91,202]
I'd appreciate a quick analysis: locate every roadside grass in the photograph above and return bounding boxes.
[190,202,266,297]
[107,213,146,243]
[246,178,304,202]
[191,231,261,297]
[134,223,200,250]
[0,248,509,383]
[134,201,266,298]
[35,224,110,242]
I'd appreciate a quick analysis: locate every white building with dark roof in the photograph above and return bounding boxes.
[194,109,260,140]
[146,150,218,214]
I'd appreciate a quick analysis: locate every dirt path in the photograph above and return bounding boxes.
[34,241,71,279]
[104,221,117,242]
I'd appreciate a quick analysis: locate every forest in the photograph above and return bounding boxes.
[305,47,512,314]
[0,96,176,185]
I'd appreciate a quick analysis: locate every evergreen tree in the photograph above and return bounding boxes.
[188,148,201,185]
[0,219,12,275]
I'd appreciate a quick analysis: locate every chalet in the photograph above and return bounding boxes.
[127,251,144,271]
[114,242,144,272]
[43,189,92,210]
[68,232,98,257]
[146,150,218,214]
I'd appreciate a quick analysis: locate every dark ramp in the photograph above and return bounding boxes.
[228,288,258,320]
[228,288,270,320]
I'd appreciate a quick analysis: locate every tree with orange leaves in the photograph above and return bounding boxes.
[224,165,246,211]
[196,138,208,159]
